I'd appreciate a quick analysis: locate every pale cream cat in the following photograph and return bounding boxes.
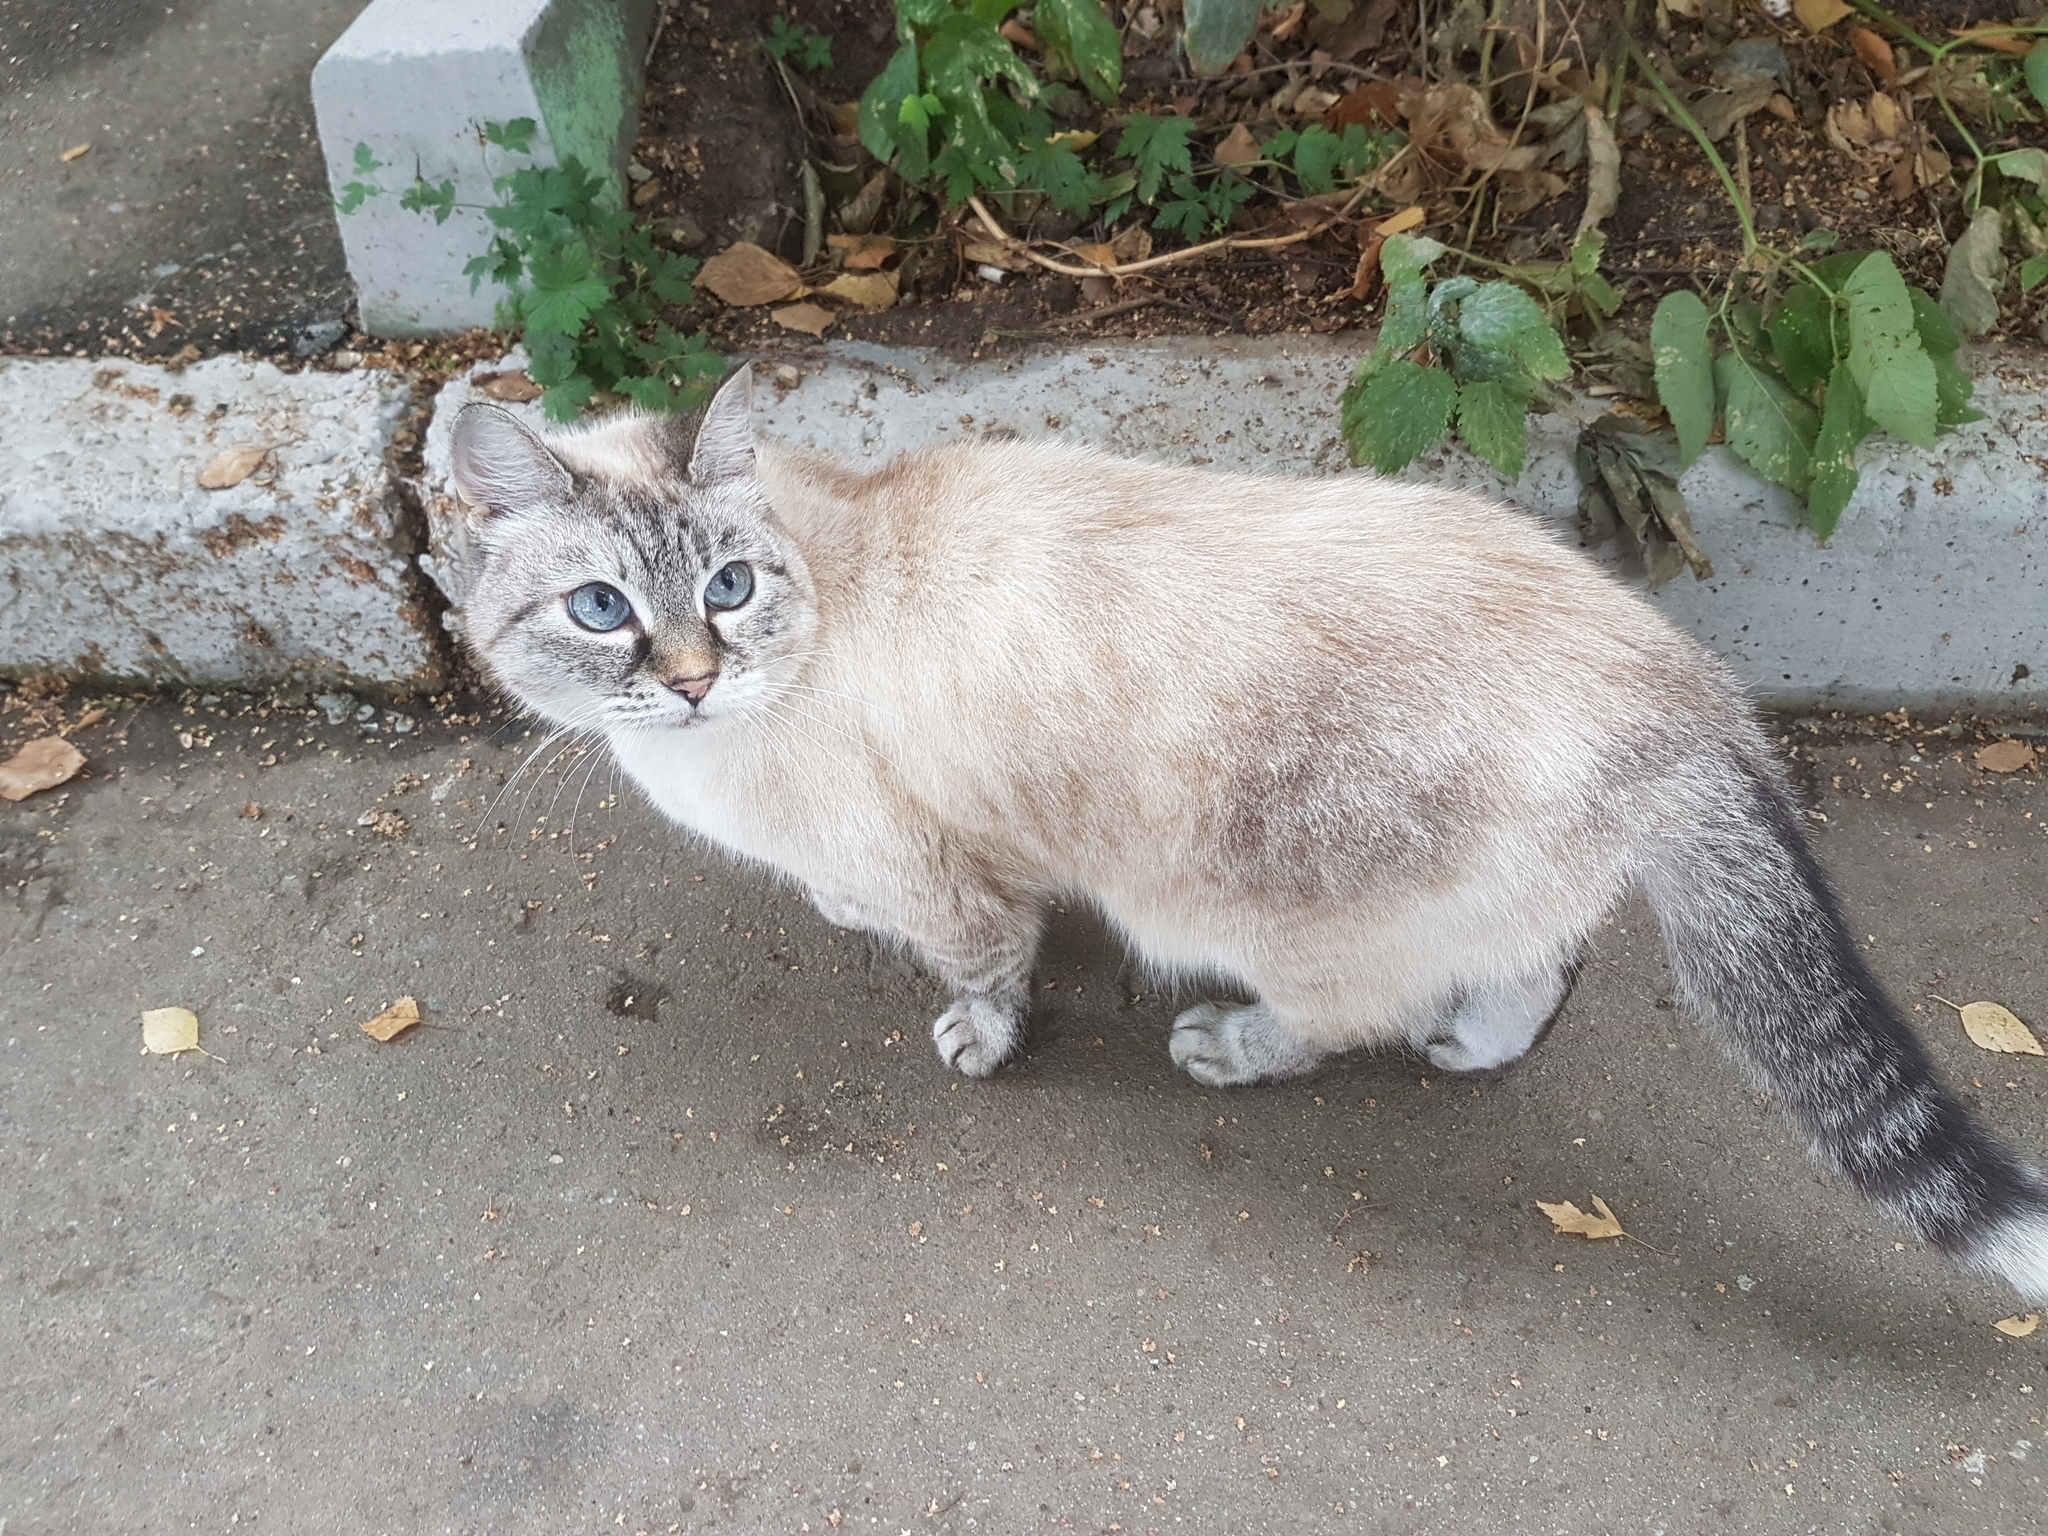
[449,366,2048,1298]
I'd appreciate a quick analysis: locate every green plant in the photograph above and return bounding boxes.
[1263,123,1403,196]
[338,119,723,421]
[765,15,834,72]
[1339,234,1573,482]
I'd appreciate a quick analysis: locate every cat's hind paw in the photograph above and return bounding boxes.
[932,997,1021,1078]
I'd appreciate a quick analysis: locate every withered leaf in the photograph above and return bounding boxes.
[142,1007,201,1055]
[1992,1313,2041,1337]
[1793,0,1852,31]
[697,242,804,307]
[1933,996,2046,1056]
[475,370,543,403]
[1975,740,2038,774]
[1849,27,1898,85]
[1213,123,1260,167]
[1537,1195,1627,1241]
[822,272,898,311]
[0,736,85,801]
[360,995,423,1042]
[197,446,266,490]
[771,302,834,337]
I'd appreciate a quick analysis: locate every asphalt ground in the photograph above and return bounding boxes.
[2,693,2044,1535]
[0,0,361,359]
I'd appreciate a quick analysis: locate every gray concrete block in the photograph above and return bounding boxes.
[313,0,656,337]
[415,341,2045,713]
[0,355,439,690]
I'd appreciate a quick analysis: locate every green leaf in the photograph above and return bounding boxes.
[2024,253,2048,291]
[399,178,458,224]
[1017,135,1095,215]
[858,39,922,165]
[522,244,612,334]
[1939,205,2006,340]
[1183,0,1267,76]
[1287,124,1346,194]
[1651,290,1716,470]
[541,374,596,423]
[1805,362,1872,539]
[1455,281,1570,380]
[1843,251,1939,449]
[2027,41,2048,112]
[1034,0,1124,106]
[351,142,381,175]
[1766,283,1837,397]
[1456,379,1530,480]
[1715,351,1818,494]
[484,117,537,154]
[1118,112,1197,203]
[1345,359,1459,474]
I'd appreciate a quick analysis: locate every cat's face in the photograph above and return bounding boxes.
[450,367,815,736]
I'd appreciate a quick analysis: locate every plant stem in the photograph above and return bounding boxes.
[1625,35,1758,257]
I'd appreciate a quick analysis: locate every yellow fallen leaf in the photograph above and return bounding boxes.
[1975,740,2038,774]
[197,446,266,489]
[1933,995,2046,1056]
[0,736,86,801]
[361,995,423,1042]
[1070,242,1119,271]
[1047,129,1098,152]
[1374,205,1428,236]
[1993,1314,2040,1337]
[696,241,804,306]
[842,235,898,271]
[142,1007,201,1055]
[1793,0,1852,31]
[475,369,543,403]
[60,142,91,162]
[822,271,899,312]
[1536,1195,1627,1240]
[771,301,834,338]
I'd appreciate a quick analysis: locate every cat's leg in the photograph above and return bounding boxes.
[1422,962,1577,1073]
[910,890,1043,1079]
[1169,1001,1324,1088]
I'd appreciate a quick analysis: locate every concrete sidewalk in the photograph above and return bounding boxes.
[2,695,2043,1534]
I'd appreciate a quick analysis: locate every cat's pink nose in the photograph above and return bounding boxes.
[666,672,716,705]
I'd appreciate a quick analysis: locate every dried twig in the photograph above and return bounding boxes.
[965,164,1403,280]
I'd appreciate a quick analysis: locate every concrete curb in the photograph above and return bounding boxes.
[5,338,2043,709]
[0,354,438,690]
[312,0,657,337]
[413,338,2045,714]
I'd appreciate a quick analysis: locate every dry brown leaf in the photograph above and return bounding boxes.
[1976,740,2039,774]
[771,301,835,338]
[360,995,423,1042]
[1850,27,1898,85]
[1213,123,1260,167]
[1577,104,1620,235]
[197,446,266,490]
[1109,224,1153,263]
[1951,25,2037,56]
[1931,995,2046,1056]
[1868,91,1902,140]
[0,736,85,801]
[1793,0,1852,31]
[1325,80,1404,131]
[960,240,1033,271]
[60,143,91,162]
[475,370,543,402]
[142,1007,201,1055]
[1071,242,1119,270]
[1993,1313,2042,1337]
[1374,205,1427,236]
[822,272,898,311]
[697,242,804,306]
[1537,1195,1627,1240]
[843,236,898,271]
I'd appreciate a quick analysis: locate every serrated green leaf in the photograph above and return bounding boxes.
[351,142,381,175]
[1288,124,1345,194]
[1992,147,2048,188]
[1806,362,1872,539]
[1456,379,1530,480]
[1766,283,1836,397]
[1455,282,1571,380]
[1651,290,1716,470]
[1939,206,2006,340]
[1715,351,1818,494]
[1117,112,1196,204]
[541,374,596,423]
[1345,359,1459,474]
[1844,252,1939,449]
[1017,135,1094,215]
[1034,0,1123,106]
[484,117,537,154]
[2028,41,2048,111]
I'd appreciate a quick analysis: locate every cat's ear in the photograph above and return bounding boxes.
[450,404,574,522]
[688,365,756,483]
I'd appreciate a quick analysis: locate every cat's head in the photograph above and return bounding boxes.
[449,366,815,734]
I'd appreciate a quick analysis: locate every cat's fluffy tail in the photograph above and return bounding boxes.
[1643,751,2048,1299]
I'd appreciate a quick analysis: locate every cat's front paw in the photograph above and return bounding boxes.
[1169,1000,1318,1087]
[932,997,1021,1078]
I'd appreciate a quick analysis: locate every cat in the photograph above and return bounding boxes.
[449,364,2048,1300]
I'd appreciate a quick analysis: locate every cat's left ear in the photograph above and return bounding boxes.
[688,365,756,483]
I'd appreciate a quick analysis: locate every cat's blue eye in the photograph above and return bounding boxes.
[704,561,754,612]
[566,582,632,633]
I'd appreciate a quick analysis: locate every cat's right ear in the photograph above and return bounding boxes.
[688,365,757,484]
[450,404,574,523]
